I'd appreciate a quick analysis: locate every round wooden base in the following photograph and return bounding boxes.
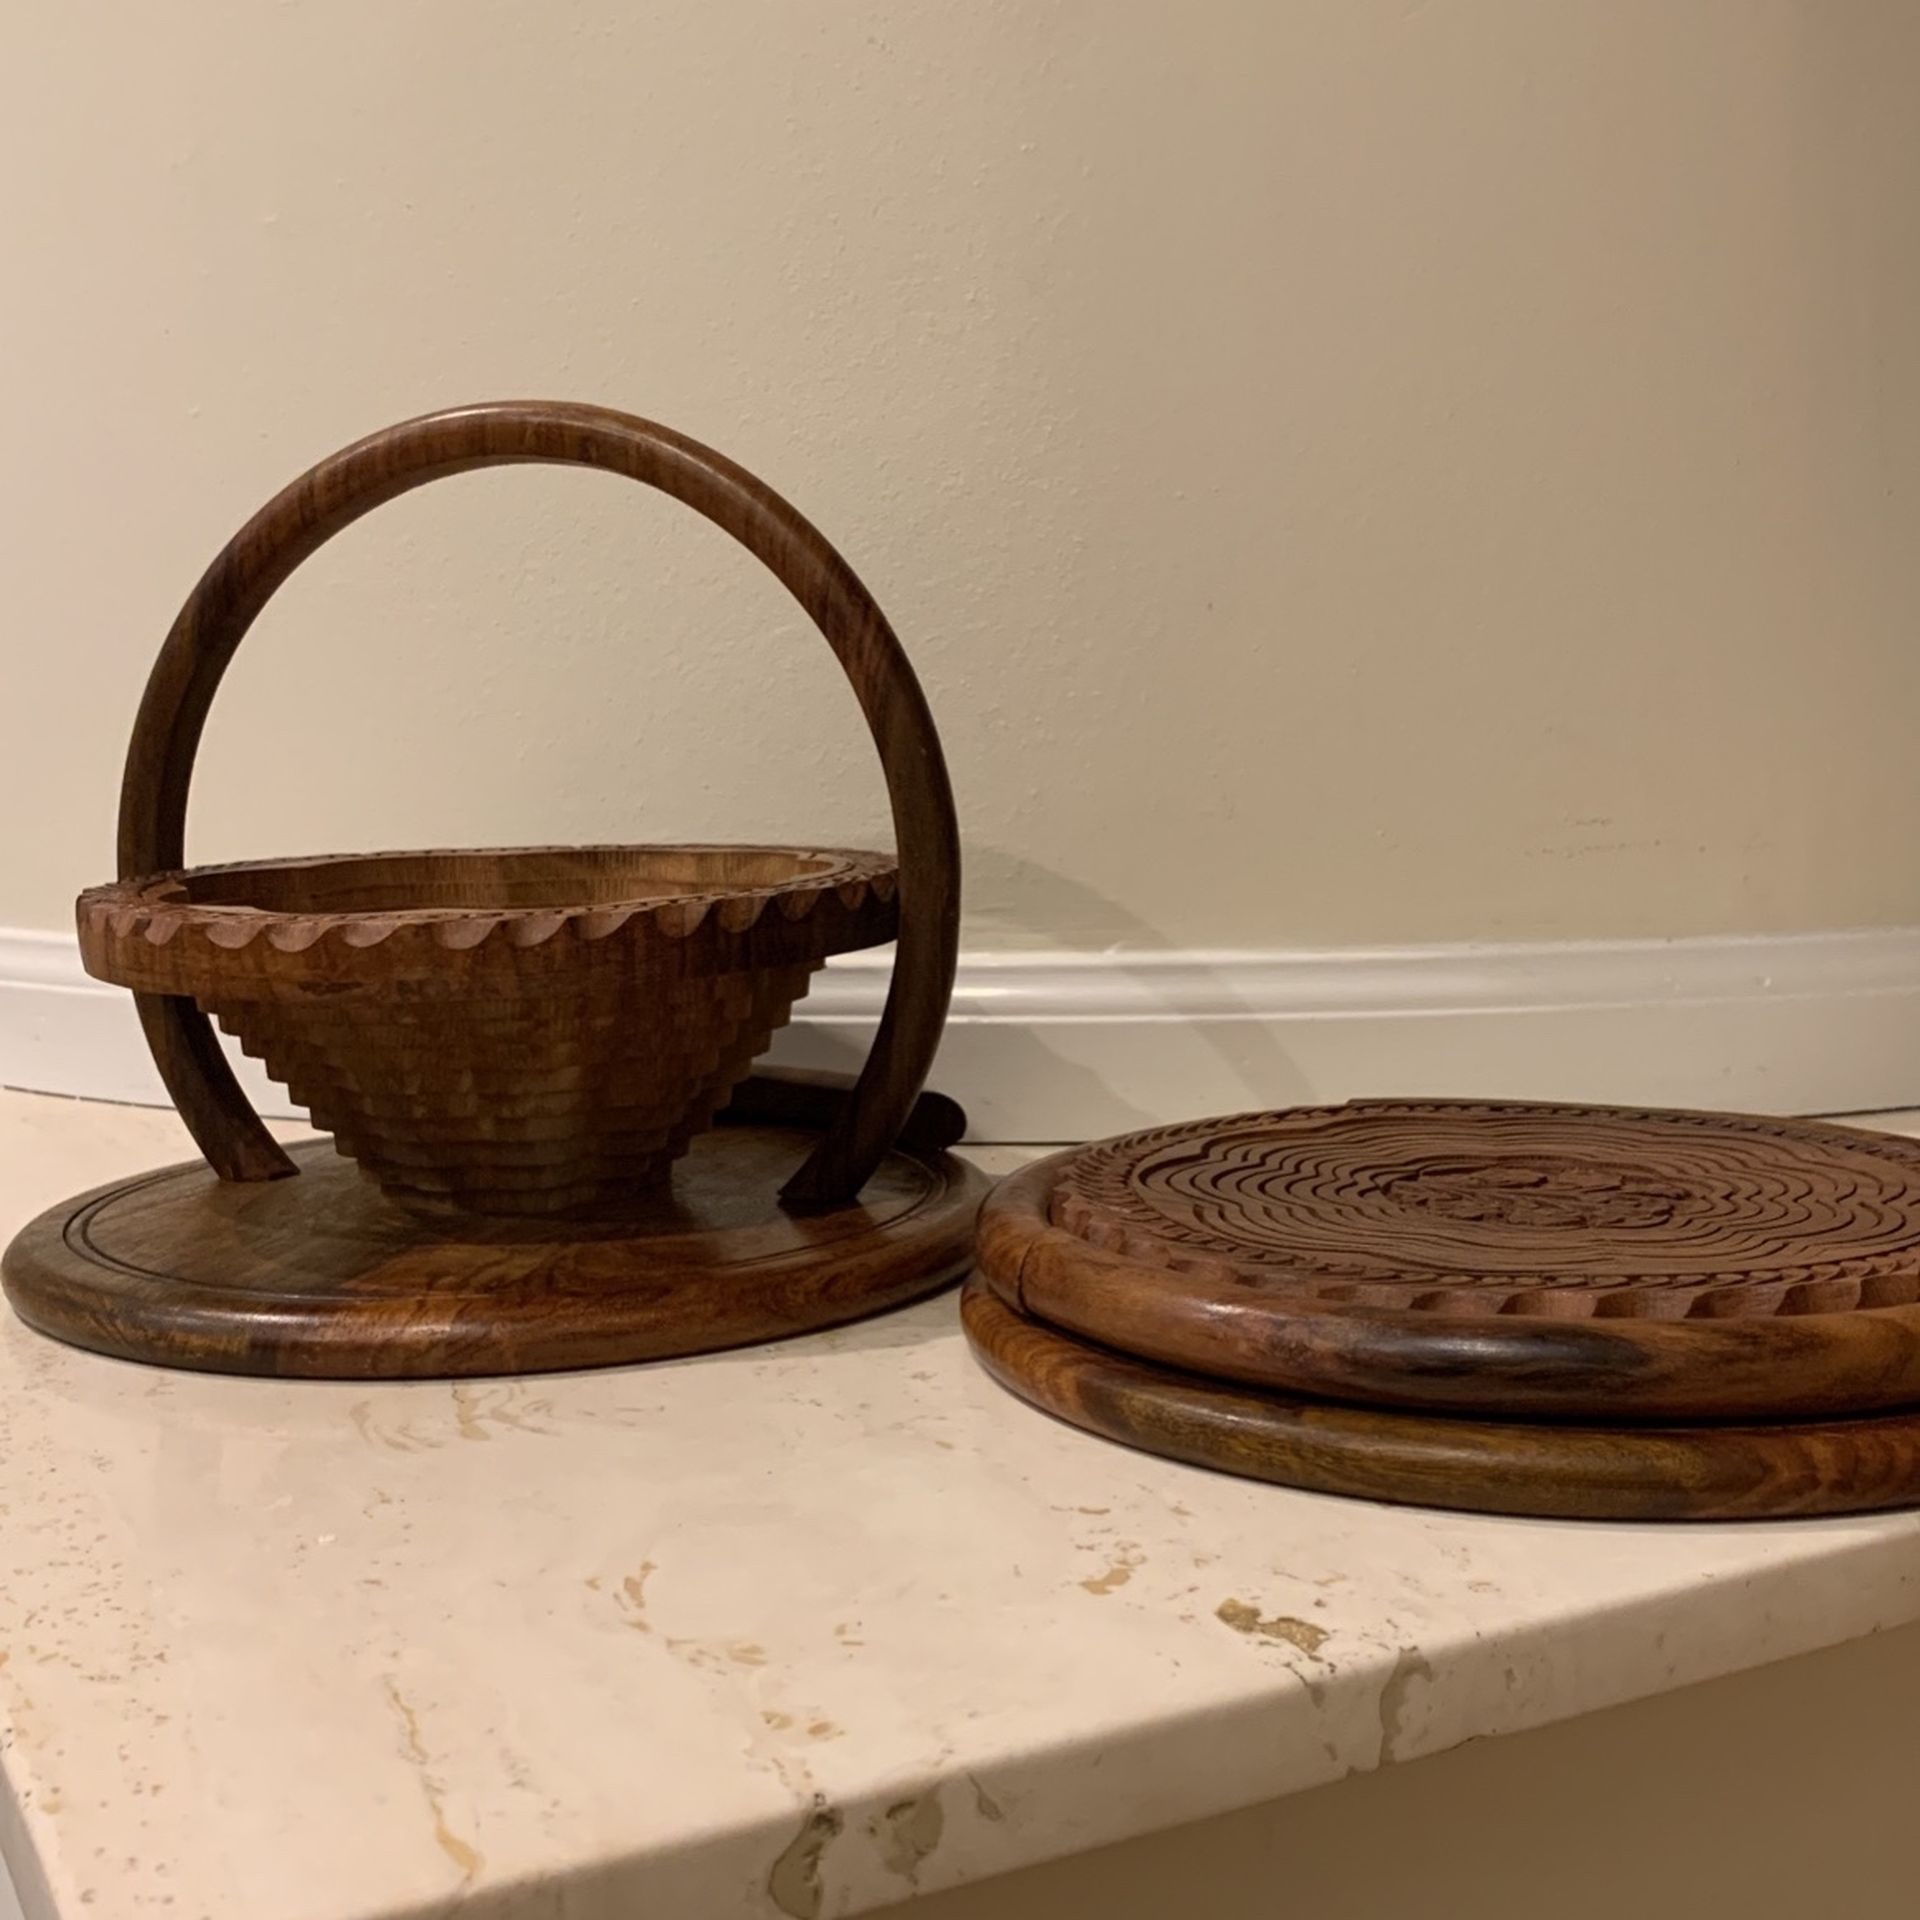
[3,1127,989,1379]
[962,1278,1920,1521]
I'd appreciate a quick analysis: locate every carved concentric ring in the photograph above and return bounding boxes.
[1051,1102,1920,1321]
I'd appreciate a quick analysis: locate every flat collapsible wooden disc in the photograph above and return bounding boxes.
[976,1102,1920,1421]
[961,1278,1920,1522]
[4,1126,988,1379]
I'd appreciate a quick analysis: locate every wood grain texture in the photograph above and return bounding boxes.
[961,1278,1920,1522]
[111,400,961,1209]
[3,1130,990,1379]
[976,1104,1920,1421]
[81,846,896,1217]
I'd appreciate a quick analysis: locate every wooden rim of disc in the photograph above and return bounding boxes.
[976,1103,1920,1421]
[961,1277,1920,1522]
[3,1128,988,1380]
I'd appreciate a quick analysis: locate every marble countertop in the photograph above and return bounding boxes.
[4,1090,1920,1920]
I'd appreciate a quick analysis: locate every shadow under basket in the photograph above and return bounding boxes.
[1,399,987,1379]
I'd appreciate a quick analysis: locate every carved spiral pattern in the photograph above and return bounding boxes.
[1050,1102,1920,1320]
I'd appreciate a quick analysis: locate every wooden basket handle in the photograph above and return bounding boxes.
[118,400,960,1209]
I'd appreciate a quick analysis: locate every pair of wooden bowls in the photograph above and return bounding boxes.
[11,401,1920,1525]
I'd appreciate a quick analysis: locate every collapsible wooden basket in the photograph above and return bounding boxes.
[5,401,987,1376]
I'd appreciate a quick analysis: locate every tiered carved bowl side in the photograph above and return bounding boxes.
[79,845,897,1218]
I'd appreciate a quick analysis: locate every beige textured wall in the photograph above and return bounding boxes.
[5,2,1918,949]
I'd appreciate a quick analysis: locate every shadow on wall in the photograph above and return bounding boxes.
[766,844,1321,1143]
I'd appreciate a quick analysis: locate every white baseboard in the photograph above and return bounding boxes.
[5,925,1919,1141]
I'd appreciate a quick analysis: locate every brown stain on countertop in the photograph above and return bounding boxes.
[1216,1599,1331,1654]
[767,1795,842,1919]
[618,1561,657,1633]
[1080,1544,1145,1595]
[350,1401,442,1454]
[874,1788,944,1886]
[1377,1647,1435,1766]
[451,1383,491,1442]
[381,1677,483,1886]
[450,1382,557,1440]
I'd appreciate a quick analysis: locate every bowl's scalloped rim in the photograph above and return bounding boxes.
[76,843,900,965]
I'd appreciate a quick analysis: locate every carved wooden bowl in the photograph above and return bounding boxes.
[79,845,898,1218]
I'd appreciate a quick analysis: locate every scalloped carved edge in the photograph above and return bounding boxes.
[1047,1100,1920,1320]
[78,844,898,971]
